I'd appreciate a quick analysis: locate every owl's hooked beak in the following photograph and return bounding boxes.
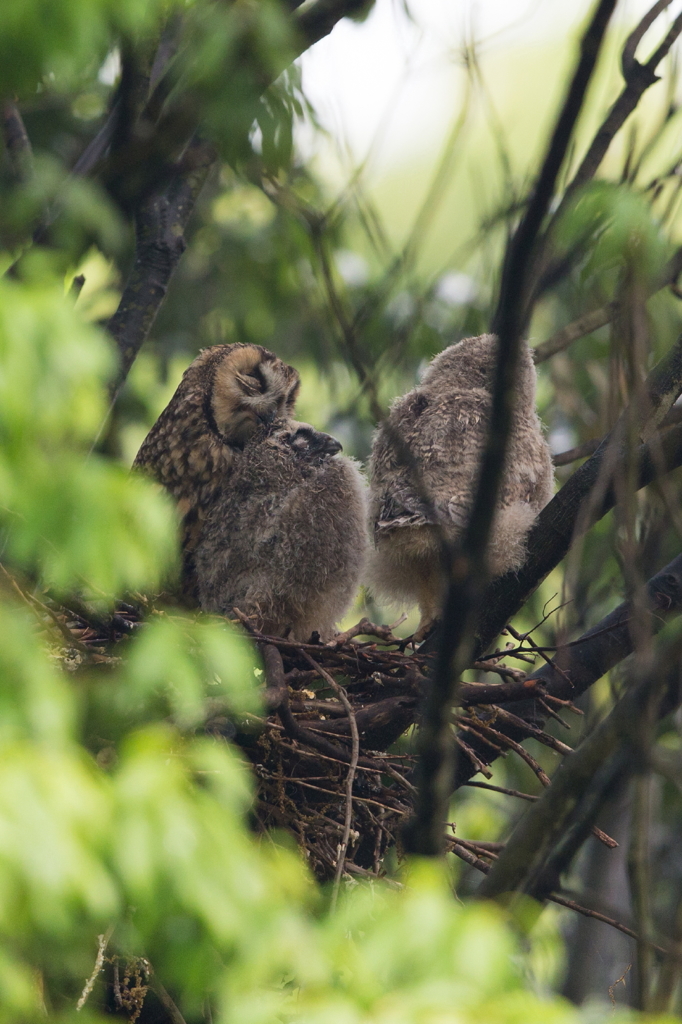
[288,422,343,457]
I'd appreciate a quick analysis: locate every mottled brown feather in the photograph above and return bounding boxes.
[134,343,368,634]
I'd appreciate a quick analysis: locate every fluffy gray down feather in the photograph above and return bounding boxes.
[194,428,369,640]
[366,334,554,627]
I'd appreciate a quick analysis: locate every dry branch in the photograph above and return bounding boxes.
[108,138,216,399]
[473,420,682,658]
[453,552,682,789]
[554,0,682,220]
[405,0,618,858]
[534,244,682,363]
[477,629,682,900]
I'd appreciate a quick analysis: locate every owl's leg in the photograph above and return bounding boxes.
[412,614,438,645]
[411,565,445,644]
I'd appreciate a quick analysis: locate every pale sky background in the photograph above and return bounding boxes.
[298,0,681,177]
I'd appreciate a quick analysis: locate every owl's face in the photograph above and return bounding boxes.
[133,343,304,503]
[205,344,300,446]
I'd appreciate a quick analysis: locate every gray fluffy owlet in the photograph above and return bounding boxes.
[366,334,554,632]
[134,342,368,638]
[194,425,368,639]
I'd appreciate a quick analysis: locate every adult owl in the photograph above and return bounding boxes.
[194,424,368,640]
[366,334,554,633]
[134,343,302,602]
[134,342,368,637]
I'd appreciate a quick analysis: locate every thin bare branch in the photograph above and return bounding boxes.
[454,552,682,790]
[76,927,114,1011]
[405,0,618,858]
[622,1,675,78]
[1,100,33,182]
[107,138,215,400]
[557,1,682,211]
[450,834,663,950]
[302,653,360,911]
[534,304,617,363]
[477,631,682,899]
[535,247,682,364]
[463,780,539,802]
[473,420,682,658]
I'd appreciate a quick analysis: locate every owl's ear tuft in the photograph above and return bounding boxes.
[286,376,301,410]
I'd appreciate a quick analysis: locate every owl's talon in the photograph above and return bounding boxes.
[331,618,405,646]
[408,618,439,646]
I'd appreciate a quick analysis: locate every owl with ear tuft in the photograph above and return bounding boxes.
[134,343,368,637]
[366,334,554,634]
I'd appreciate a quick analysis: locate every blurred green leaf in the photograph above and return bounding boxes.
[114,613,261,727]
[556,181,670,288]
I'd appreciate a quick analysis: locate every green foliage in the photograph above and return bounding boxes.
[0,158,124,263]
[556,181,670,291]
[102,613,262,729]
[0,251,671,1023]
[181,0,298,166]
[0,276,175,596]
[0,0,181,95]
[0,589,654,1024]
[4,1,682,1019]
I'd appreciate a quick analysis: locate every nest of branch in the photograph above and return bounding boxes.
[16,574,584,882]
[221,617,588,879]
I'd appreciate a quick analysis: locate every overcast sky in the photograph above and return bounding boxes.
[297,0,677,176]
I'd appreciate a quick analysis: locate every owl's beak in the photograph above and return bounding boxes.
[314,431,343,456]
[288,422,343,457]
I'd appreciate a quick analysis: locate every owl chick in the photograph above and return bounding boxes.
[366,334,554,632]
[193,424,368,640]
[134,343,302,601]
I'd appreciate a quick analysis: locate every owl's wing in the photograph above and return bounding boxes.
[374,492,437,534]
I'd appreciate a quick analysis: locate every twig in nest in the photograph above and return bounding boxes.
[262,647,376,770]
[448,840,493,874]
[537,696,571,729]
[379,761,417,794]
[76,925,114,1011]
[331,617,405,646]
[487,706,573,756]
[264,774,407,815]
[473,659,527,681]
[455,736,493,778]
[0,564,99,657]
[543,694,584,715]
[456,715,618,849]
[455,715,552,784]
[506,621,574,693]
[302,652,360,911]
[488,644,536,664]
